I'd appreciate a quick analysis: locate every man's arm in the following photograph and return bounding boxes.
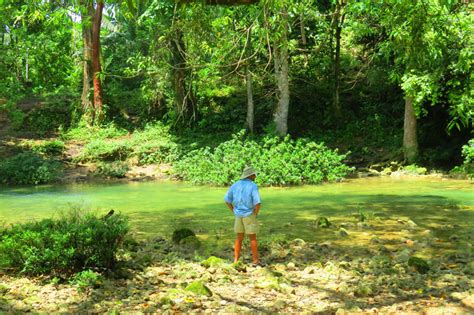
[226,202,234,214]
[254,203,261,216]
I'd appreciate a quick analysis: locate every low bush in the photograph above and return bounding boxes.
[0,209,129,276]
[62,122,128,142]
[0,152,63,185]
[400,164,428,175]
[76,140,132,162]
[97,161,129,178]
[461,139,473,175]
[173,130,353,186]
[74,122,179,165]
[21,139,65,156]
[69,269,104,291]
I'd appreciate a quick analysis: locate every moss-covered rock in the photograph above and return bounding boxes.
[185,281,212,296]
[408,256,430,274]
[200,256,224,268]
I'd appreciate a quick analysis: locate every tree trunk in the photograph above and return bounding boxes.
[170,27,192,124]
[91,0,104,125]
[332,0,345,120]
[245,27,254,133]
[81,3,94,123]
[299,13,308,66]
[403,96,418,163]
[273,8,290,137]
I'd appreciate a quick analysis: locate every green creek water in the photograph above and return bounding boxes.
[1,177,473,258]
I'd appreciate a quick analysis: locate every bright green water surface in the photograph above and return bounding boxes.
[1,177,473,256]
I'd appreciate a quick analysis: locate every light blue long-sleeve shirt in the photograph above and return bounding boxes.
[224,179,261,217]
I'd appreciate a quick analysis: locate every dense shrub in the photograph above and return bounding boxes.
[173,130,353,186]
[21,139,65,156]
[76,140,132,162]
[0,152,63,185]
[461,139,473,174]
[62,123,128,141]
[24,102,72,136]
[74,123,179,165]
[0,209,129,276]
[97,161,129,178]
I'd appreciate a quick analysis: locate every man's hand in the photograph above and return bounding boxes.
[254,203,261,216]
[225,202,234,214]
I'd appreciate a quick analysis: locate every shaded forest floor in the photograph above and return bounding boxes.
[1,215,473,314]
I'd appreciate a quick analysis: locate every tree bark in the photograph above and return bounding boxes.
[245,27,254,133]
[273,8,290,137]
[403,96,418,163]
[332,0,345,120]
[81,2,94,122]
[170,27,193,124]
[91,0,104,124]
[300,13,308,66]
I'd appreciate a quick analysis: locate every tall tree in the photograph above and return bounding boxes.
[80,0,104,125]
[331,0,346,120]
[267,1,290,137]
[170,4,196,125]
[245,25,255,133]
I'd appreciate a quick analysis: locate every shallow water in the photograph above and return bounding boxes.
[1,177,473,257]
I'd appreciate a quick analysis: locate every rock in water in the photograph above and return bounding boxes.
[408,256,430,273]
[172,228,196,244]
[179,235,201,250]
[338,228,349,237]
[185,281,212,296]
[315,217,331,228]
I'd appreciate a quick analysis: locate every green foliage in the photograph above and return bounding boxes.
[24,97,73,136]
[401,164,428,175]
[174,130,353,186]
[62,123,128,142]
[461,139,474,175]
[69,270,104,291]
[0,152,63,185]
[73,123,179,165]
[0,209,129,276]
[97,161,129,178]
[22,140,65,156]
[76,140,132,162]
[8,108,25,130]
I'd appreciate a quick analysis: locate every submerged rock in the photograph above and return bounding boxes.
[172,228,196,244]
[408,256,430,274]
[179,235,201,250]
[315,217,331,228]
[338,228,349,237]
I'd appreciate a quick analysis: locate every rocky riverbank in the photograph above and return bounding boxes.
[1,234,473,314]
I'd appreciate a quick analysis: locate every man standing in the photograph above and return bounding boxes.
[224,166,261,265]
